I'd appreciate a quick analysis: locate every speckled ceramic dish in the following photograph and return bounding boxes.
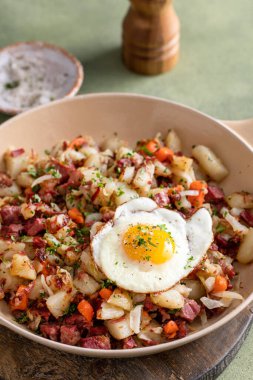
[0,41,84,115]
[0,93,252,357]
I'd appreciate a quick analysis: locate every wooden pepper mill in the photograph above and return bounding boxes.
[122,0,180,75]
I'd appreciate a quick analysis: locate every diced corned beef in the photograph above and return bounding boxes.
[101,210,115,222]
[52,161,75,182]
[33,236,46,248]
[154,192,170,207]
[91,187,100,202]
[35,248,47,262]
[216,234,240,253]
[0,205,21,225]
[144,296,159,312]
[39,191,56,204]
[240,210,253,227]
[176,320,188,338]
[60,325,81,346]
[30,305,51,321]
[181,208,196,219]
[10,148,25,157]
[219,260,236,279]
[156,176,173,188]
[116,158,132,170]
[228,235,240,246]
[158,308,171,322]
[89,326,108,336]
[63,313,90,331]
[170,193,181,203]
[209,243,219,251]
[179,299,201,322]
[215,234,229,248]
[205,185,225,203]
[79,335,111,350]
[0,224,24,238]
[25,218,45,236]
[40,323,60,341]
[0,172,13,187]
[68,170,83,187]
[122,336,137,349]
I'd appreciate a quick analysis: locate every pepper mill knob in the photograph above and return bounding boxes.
[122,0,180,75]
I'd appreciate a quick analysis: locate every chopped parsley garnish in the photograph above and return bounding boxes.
[212,207,218,216]
[116,187,125,197]
[168,308,181,314]
[216,223,226,234]
[46,246,58,255]
[15,312,29,324]
[64,303,77,316]
[158,224,168,231]
[32,194,41,203]
[184,255,194,269]
[27,166,38,178]
[32,184,41,193]
[45,166,61,178]
[101,279,116,288]
[136,236,146,246]
[73,262,80,271]
[75,226,90,243]
[144,255,151,261]
[5,80,20,90]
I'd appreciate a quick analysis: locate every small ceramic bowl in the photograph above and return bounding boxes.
[0,41,84,115]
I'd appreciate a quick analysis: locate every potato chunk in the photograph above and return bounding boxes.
[150,289,184,309]
[192,145,228,182]
[237,228,253,264]
[226,192,253,209]
[105,313,133,340]
[107,288,133,311]
[10,253,36,280]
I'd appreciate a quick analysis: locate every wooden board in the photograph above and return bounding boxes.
[0,307,252,380]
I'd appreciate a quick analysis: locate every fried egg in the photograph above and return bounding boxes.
[91,198,213,293]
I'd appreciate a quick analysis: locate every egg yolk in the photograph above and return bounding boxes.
[123,224,175,264]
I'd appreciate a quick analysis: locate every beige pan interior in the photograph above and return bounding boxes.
[0,93,252,358]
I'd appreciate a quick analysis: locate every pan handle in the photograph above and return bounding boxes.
[220,118,253,146]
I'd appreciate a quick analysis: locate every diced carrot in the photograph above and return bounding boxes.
[10,285,29,311]
[68,208,85,224]
[167,185,184,195]
[155,147,174,162]
[212,275,228,293]
[99,288,113,300]
[141,140,160,156]
[188,180,207,208]
[168,331,177,339]
[163,320,179,335]
[69,136,86,149]
[77,299,94,322]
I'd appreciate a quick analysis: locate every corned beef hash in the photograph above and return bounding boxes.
[0,130,252,350]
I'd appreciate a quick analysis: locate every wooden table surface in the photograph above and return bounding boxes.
[0,1,253,379]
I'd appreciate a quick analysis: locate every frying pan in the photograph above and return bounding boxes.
[0,93,252,357]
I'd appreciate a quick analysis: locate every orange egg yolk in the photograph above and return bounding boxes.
[122,224,175,264]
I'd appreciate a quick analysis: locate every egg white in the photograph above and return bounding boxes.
[91,198,213,293]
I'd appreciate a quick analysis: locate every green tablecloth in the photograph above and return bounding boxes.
[0,0,252,378]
